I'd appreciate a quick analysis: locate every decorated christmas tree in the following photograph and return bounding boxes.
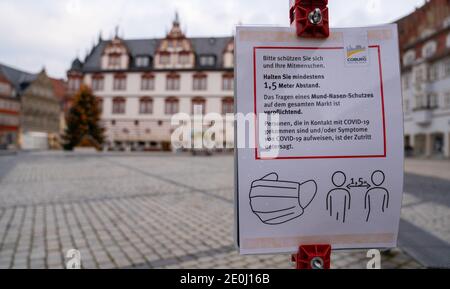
[63,85,105,151]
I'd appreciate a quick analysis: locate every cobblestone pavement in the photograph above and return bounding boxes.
[401,164,450,268]
[0,152,440,269]
[405,158,450,181]
[404,160,450,245]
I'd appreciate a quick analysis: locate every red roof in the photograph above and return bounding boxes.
[50,78,68,102]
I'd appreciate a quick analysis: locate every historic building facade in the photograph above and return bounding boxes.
[67,15,234,151]
[398,0,450,157]
[0,71,20,150]
[0,63,61,150]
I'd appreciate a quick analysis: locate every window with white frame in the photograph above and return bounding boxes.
[92,75,104,91]
[135,56,150,67]
[428,64,438,82]
[404,73,412,90]
[445,92,450,108]
[113,74,126,90]
[165,97,179,114]
[179,53,190,65]
[445,59,450,77]
[415,94,425,109]
[222,74,234,90]
[166,74,180,90]
[112,97,126,114]
[428,93,438,108]
[222,97,234,114]
[415,67,425,85]
[422,41,437,58]
[403,50,416,66]
[193,74,207,90]
[191,97,206,114]
[444,17,450,29]
[141,74,155,90]
[159,53,170,65]
[139,97,153,114]
[108,53,121,67]
[199,55,215,67]
[68,77,81,92]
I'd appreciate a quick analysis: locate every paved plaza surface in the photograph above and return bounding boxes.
[0,152,448,269]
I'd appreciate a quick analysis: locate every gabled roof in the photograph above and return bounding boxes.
[74,36,233,72]
[0,62,37,95]
[78,39,160,72]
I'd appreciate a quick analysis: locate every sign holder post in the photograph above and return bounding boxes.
[290,0,330,38]
[289,0,331,270]
[292,244,331,269]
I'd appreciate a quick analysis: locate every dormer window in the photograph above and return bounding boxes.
[199,55,216,67]
[160,53,171,65]
[108,53,121,67]
[101,38,130,70]
[179,52,190,65]
[154,15,194,69]
[135,56,150,67]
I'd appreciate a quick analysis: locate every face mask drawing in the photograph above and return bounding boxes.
[249,173,318,225]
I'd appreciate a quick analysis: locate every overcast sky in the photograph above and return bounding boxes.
[0,0,426,79]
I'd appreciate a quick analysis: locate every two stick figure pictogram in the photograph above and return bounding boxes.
[326,170,389,223]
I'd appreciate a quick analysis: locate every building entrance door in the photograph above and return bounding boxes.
[432,133,444,157]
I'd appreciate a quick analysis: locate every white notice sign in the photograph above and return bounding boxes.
[234,25,404,254]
